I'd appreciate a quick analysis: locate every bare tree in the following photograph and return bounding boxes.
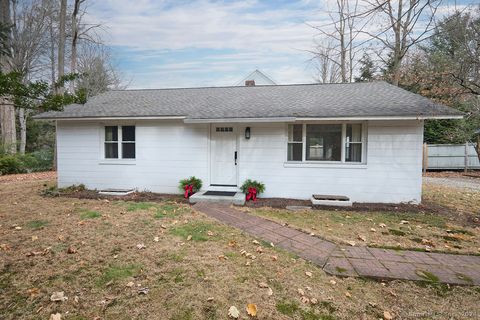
[362,0,442,85]
[311,0,369,83]
[0,0,16,154]
[10,0,50,153]
[312,41,341,83]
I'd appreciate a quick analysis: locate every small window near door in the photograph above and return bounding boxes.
[216,127,233,132]
[104,126,136,159]
[345,124,362,162]
[287,124,303,161]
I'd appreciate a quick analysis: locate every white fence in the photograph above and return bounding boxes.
[423,143,480,170]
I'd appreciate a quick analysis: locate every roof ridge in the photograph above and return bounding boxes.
[108,81,385,92]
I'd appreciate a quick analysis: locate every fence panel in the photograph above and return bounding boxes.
[424,143,480,170]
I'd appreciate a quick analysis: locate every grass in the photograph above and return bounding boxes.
[276,300,299,316]
[79,209,101,219]
[169,221,218,242]
[26,219,48,229]
[96,264,141,287]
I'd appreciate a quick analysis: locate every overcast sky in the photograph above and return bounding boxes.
[85,0,475,89]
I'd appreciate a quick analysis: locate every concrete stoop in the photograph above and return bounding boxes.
[189,191,246,205]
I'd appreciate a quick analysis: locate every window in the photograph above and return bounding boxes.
[287,123,365,163]
[306,124,342,161]
[104,126,135,159]
[345,124,362,162]
[287,124,303,161]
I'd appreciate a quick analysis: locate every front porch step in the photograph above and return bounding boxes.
[189,191,245,205]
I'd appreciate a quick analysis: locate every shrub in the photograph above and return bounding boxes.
[240,179,265,195]
[0,155,27,175]
[0,149,53,175]
[178,176,202,193]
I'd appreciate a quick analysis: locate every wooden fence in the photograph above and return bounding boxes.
[423,143,480,172]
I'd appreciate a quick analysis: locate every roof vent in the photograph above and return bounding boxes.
[245,80,255,87]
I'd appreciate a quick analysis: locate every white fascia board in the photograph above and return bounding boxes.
[183,117,296,123]
[39,116,186,121]
[295,115,463,121]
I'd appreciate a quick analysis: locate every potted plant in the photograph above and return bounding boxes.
[240,179,265,201]
[179,176,202,198]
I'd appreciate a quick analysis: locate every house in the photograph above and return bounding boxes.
[235,69,276,86]
[34,81,462,203]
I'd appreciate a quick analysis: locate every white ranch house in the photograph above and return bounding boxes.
[35,82,462,204]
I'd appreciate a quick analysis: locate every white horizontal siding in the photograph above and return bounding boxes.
[56,120,210,194]
[57,119,423,203]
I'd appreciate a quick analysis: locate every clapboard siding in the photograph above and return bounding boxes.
[56,119,423,203]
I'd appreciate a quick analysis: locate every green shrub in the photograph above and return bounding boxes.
[240,179,265,194]
[0,149,53,175]
[178,176,202,193]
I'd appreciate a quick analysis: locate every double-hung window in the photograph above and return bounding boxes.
[287,123,365,163]
[104,126,136,159]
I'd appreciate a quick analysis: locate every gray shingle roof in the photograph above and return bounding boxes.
[34,81,462,120]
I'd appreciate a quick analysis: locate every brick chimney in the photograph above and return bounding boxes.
[245,80,255,87]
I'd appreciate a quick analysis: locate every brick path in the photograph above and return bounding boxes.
[194,202,480,286]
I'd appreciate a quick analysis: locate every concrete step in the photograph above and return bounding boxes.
[189,191,245,205]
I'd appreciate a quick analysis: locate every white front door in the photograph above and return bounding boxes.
[210,125,237,186]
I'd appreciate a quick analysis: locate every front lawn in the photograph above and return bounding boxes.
[0,177,479,319]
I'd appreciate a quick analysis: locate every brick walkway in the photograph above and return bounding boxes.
[194,202,480,286]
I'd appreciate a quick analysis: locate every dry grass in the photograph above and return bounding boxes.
[0,178,479,319]
[247,184,480,255]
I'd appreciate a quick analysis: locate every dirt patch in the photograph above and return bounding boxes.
[425,170,480,179]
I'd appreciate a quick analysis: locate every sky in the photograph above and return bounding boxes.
[85,0,475,89]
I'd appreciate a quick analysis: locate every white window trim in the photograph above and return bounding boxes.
[284,121,367,165]
[100,125,136,163]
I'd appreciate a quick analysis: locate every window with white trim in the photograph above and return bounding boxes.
[287,123,365,163]
[104,126,136,159]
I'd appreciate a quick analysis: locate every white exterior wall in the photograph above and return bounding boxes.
[56,119,423,203]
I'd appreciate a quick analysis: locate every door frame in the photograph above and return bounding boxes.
[209,124,239,187]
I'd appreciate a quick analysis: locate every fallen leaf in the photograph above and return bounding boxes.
[50,313,62,320]
[400,220,409,225]
[31,235,38,241]
[187,235,192,241]
[300,296,310,304]
[126,281,134,287]
[297,288,305,296]
[256,246,263,253]
[347,241,356,246]
[246,303,257,317]
[228,240,238,247]
[379,223,387,228]
[345,292,352,298]
[14,226,22,230]
[383,310,394,320]
[67,246,77,254]
[258,282,269,288]
[160,224,167,229]
[138,287,149,295]
[270,242,274,247]
[305,271,312,278]
[267,287,273,296]
[50,291,67,302]
[270,255,278,261]
[310,298,318,305]
[305,286,312,291]
[252,240,260,245]
[136,243,146,250]
[370,228,376,232]
[329,280,337,285]
[228,306,240,318]
[218,255,227,260]
[26,288,40,297]
[357,235,367,242]
[0,244,10,251]
[207,297,214,302]
[153,236,159,242]
[207,231,214,236]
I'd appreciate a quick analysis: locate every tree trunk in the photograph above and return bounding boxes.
[0,0,16,154]
[475,136,480,164]
[18,108,27,154]
[70,0,81,93]
[57,0,67,93]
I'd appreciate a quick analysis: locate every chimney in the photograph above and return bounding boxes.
[245,80,255,87]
